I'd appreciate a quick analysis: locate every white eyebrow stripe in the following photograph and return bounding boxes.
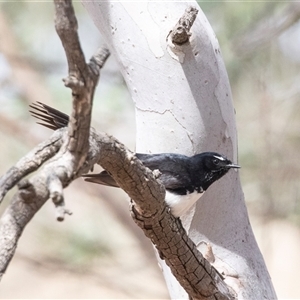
[213,155,226,161]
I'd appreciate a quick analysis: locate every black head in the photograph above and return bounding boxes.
[191,152,240,191]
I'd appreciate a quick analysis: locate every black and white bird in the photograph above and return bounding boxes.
[84,152,239,216]
[30,102,240,217]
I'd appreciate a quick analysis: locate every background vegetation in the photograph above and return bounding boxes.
[0,2,299,298]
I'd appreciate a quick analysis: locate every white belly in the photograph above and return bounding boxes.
[165,190,204,217]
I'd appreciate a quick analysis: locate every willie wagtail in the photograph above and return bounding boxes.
[29,102,240,217]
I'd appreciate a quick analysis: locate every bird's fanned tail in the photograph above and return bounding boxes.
[29,102,69,130]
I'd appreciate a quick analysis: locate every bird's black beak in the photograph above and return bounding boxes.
[226,163,240,169]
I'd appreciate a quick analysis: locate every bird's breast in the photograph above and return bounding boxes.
[165,189,204,217]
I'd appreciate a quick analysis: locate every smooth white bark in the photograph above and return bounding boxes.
[82,1,277,299]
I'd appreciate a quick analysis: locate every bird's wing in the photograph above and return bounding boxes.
[83,154,192,190]
[157,172,191,191]
[136,153,192,190]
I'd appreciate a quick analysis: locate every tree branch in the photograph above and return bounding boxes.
[0,0,109,279]
[54,0,101,169]
[131,207,234,300]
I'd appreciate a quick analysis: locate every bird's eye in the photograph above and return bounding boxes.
[212,158,220,165]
